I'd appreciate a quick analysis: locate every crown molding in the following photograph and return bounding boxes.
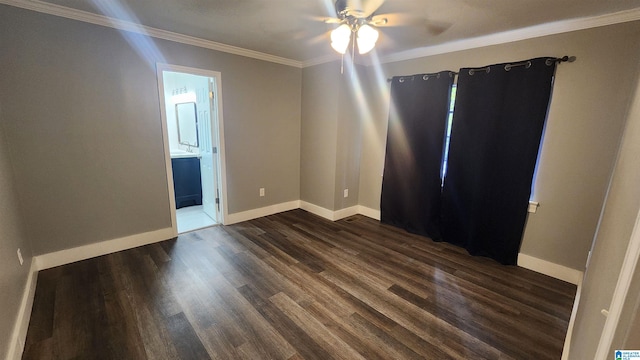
[380,7,640,64]
[0,0,304,68]
[3,0,639,69]
[301,54,341,68]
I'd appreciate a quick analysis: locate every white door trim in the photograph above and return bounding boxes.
[594,207,640,357]
[155,63,228,231]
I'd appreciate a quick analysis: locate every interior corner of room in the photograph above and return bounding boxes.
[1,2,640,359]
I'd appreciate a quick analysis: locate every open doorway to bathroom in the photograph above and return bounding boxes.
[157,64,226,234]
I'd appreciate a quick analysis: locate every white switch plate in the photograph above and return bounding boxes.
[343,189,349,198]
[17,248,24,265]
[259,188,265,197]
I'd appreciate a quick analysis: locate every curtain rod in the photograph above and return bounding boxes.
[387,70,458,83]
[386,56,576,82]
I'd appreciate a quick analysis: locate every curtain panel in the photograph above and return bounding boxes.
[380,71,455,240]
[441,57,557,265]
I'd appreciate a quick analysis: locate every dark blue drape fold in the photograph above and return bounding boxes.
[441,57,557,265]
[380,71,454,240]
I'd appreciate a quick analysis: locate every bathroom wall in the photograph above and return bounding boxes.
[163,71,211,156]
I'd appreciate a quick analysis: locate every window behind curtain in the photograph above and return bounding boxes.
[440,58,558,265]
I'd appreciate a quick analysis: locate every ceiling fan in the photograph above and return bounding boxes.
[324,0,388,55]
[323,0,452,56]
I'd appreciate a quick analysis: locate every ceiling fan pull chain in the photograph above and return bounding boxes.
[351,29,356,66]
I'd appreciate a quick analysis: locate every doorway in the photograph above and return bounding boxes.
[157,64,226,234]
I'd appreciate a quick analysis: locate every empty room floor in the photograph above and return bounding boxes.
[22,209,576,359]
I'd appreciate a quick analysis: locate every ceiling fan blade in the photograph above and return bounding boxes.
[425,20,453,36]
[304,15,341,23]
[368,15,389,27]
[362,0,385,17]
[369,13,422,27]
[324,17,343,24]
[305,31,333,45]
[370,13,453,36]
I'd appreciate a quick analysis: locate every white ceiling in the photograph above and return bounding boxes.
[16,0,640,63]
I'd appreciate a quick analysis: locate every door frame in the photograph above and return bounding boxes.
[594,207,640,356]
[156,63,228,235]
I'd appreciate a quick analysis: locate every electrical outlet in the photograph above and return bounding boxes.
[259,188,265,197]
[343,189,349,198]
[17,248,24,265]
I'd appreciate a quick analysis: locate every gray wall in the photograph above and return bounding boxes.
[569,65,640,359]
[334,64,364,210]
[300,62,340,210]
[0,5,301,255]
[3,3,640,357]
[300,60,366,210]
[300,61,362,211]
[358,22,640,270]
[358,65,389,212]
[0,109,33,359]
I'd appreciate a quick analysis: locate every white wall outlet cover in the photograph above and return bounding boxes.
[259,188,265,197]
[344,189,349,198]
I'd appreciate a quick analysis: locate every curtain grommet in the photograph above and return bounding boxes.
[470,67,490,75]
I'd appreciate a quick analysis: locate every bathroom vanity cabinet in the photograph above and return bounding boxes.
[171,157,202,209]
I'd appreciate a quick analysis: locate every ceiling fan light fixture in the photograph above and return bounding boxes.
[330,24,351,54]
[356,24,378,54]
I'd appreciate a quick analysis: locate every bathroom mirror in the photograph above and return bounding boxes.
[176,102,199,147]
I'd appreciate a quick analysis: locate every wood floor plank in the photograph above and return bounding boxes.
[320,267,503,359]
[209,276,298,360]
[113,257,180,360]
[303,302,391,360]
[237,284,331,360]
[165,312,211,359]
[199,325,243,360]
[269,292,366,360]
[23,209,576,359]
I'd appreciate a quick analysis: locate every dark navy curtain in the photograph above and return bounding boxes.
[441,57,557,265]
[380,71,454,240]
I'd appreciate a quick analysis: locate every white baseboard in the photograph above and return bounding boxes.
[300,202,381,222]
[299,201,362,221]
[517,253,583,285]
[333,206,359,221]
[224,200,300,225]
[357,205,381,220]
[34,227,175,271]
[7,260,38,360]
[299,201,335,221]
[561,275,583,360]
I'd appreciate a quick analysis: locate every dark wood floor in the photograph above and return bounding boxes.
[23,209,576,359]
